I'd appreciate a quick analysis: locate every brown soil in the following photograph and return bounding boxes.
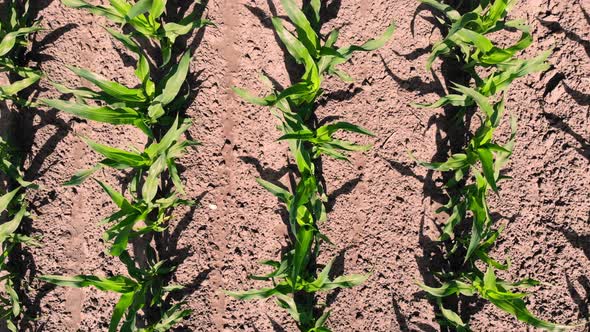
[1,0,588,331]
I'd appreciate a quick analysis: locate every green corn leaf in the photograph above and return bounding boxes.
[478,251,509,270]
[249,258,289,281]
[109,223,133,256]
[489,97,506,128]
[439,203,463,241]
[419,0,461,22]
[499,278,541,290]
[275,292,300,322]
[277,129,316,141]
[314,309,331,329]
[476,147,498,193]
[413,94,469,108]
[95,179,132,210]
[425,39,453,71]
[328,68,354,82]
[316,122,375,138]
[81,137,148,167]
[109,0,132,15]
[419,280,476,297]
[256,178,292,204]
[489,50,551,94]
[437,299,469,330]
[152,303,191,331]
[0,26,42,57]
[150,0,167,19]
[452,84,494,116]
[483,143,511,154]
[166,158,183,195]
[144,116,188,157]
[318,273,369,291]
[109,292,135,332]
[142,154,166,203]
[316,146,349,162]
[163,16,213,44]
[0,204,26,243]
[64,164,103,186]
[292,140,314,176]
[306,0,321,30]
[454,28,494,53]
[483,0,509,28]
[0,187,20,212]
[68,66,147,103]
[104,27,140,54]
[225,287,280,300]
[464,186,488,262]
[126,0,152,20]
[329,21,396,69]
[0,74,41,97]
[61,0,125,23]
[291,226,314,288]
[324,140,371,152]
[42,99,143,125]
[305,258,334,291]
[415,153,471,171]
[39,274,138,293]
[232,87,273,106]
[280,0,320,56]
[50,81,104,100]
[271,17,315,67]
[153,51,191,106]
[490,299,575,331]
[325,29,340,48]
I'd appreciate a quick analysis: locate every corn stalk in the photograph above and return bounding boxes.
[39,1,211,330]
[414,0,573,330]
[0,1,42,330]
[226,1,395,330]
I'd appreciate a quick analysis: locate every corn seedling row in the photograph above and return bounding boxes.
[0,1,42,330]
[414,0,572,330]
[226,1,395,330]
[38,1,211,330]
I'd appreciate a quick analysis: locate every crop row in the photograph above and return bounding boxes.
[412,0,568,331]
[0,0,579,331]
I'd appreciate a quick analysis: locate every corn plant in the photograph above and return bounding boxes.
[62,0,212,65]
[0,138,39,332]
[0,0,42,105]
[39,1,209,330]
[0,1,42,330]
[413,0,572,330]
[227,1,395,330]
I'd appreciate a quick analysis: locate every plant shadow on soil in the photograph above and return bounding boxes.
[236,0,376,318]
[566,275,590,324]
[15,1,212,328]
[0,0,80,329]
[135,6,214,324]
[246,0,344,81]
[537,3,590,58]
[386,2,590,328]
[378,1,515,329]
[540,72,590,161]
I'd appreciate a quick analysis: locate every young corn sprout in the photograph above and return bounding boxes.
[414,0,573,330]
[39,1,210,330]
[227,1,395,330]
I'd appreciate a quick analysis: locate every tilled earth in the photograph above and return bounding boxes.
[0,0,588,331]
